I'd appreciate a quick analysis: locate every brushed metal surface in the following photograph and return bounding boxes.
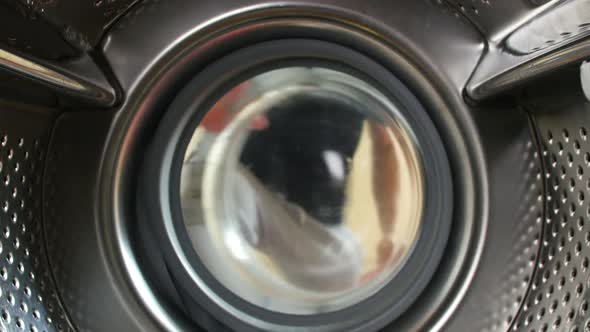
[92,1,487,331]
[44,110,171,332]
[0,1,78,61]
[0,48,117,106]
[2,0,138,54]
[464,0,590,100]
[444,0,559,42]
[516,69,590,332]
[8,0,582,331]
[0,103,73,332]
[442,107,544,332]
[468,38,590,100]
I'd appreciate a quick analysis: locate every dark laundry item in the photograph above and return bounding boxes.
[240,92,364,225]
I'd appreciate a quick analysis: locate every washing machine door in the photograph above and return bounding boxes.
[0,1,588,331]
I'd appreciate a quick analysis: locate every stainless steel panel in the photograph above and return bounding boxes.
[0,103,73,332]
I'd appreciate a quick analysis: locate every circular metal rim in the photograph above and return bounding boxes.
[98,7,487,332]
[138,39,452,331]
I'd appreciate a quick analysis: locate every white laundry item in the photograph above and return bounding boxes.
[228,166,363,292]
[181,146,363,292]
[179,70,365,295]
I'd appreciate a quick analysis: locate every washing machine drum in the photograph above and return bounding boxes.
[0,1,589,332]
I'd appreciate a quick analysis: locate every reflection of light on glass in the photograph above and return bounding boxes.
[181,67,424,315]
[225,230,249,261]
[323,150,346,181]
[582,61,590,101]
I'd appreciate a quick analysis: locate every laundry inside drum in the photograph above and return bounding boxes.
[179,67,425,315]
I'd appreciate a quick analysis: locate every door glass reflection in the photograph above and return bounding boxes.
[180,67,424,314]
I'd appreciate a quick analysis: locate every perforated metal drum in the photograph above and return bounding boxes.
[0,1,589,331]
